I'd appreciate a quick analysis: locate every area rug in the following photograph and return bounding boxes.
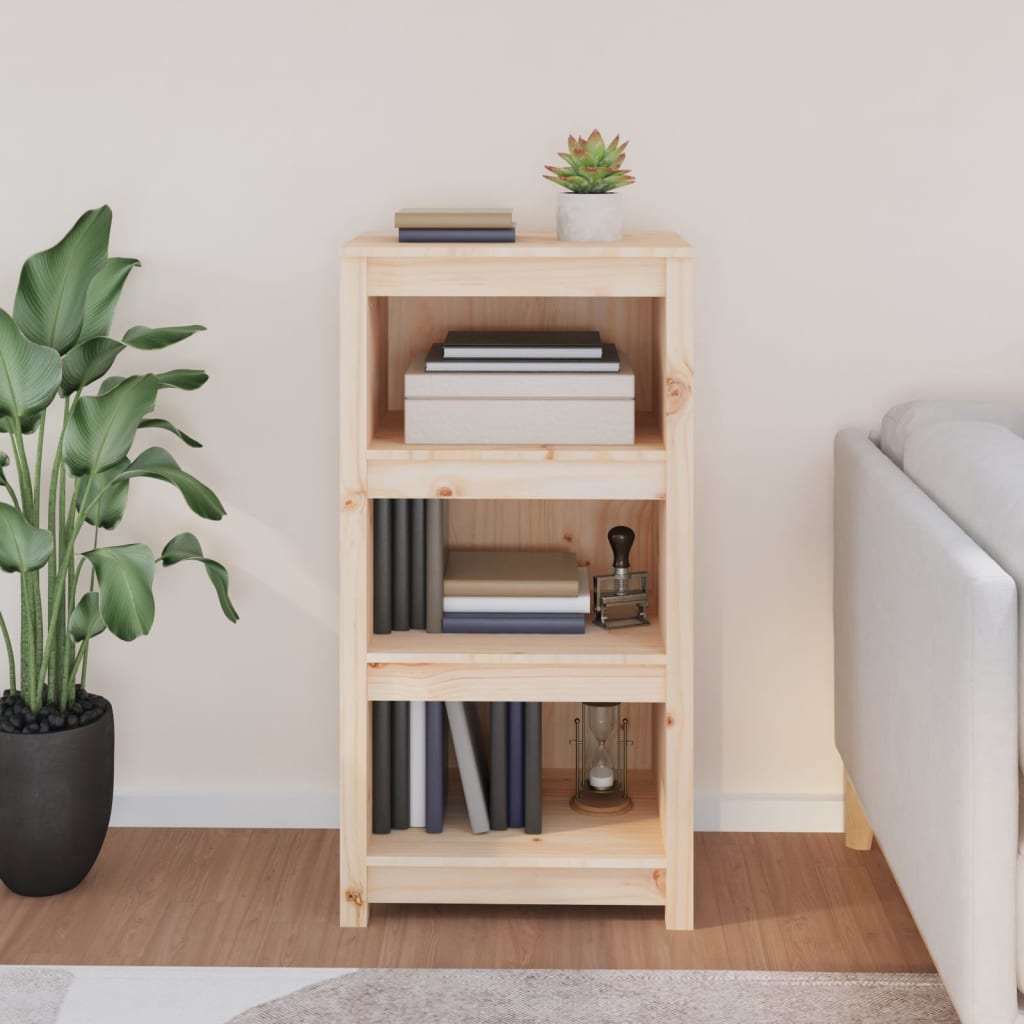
[227,970,958,1024]
[0,968,73,1024]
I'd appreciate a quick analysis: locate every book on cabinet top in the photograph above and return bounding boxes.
[424,342,620,373]
[394,208,514,229]
[442,330,603,360]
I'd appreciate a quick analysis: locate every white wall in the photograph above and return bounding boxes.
[1,0,1022,829]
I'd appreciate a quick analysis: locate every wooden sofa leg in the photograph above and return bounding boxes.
[844,771,874,851]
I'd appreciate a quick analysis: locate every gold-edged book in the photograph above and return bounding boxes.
[394,208,514,229]
[444,550,579,597]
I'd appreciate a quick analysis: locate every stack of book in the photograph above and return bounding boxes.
[404,330,635,445]
[394,208,516,244]
[372,498,449,634]
[442,550,588,634]
[372,700,543,835]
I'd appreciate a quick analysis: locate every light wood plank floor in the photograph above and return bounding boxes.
[0,829,933,971]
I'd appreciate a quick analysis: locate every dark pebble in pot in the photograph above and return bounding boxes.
[67,713,79,728]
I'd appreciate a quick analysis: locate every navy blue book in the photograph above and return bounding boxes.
[399,227,515,243]
[442,612,585,635]
[507,701,525,828]
[425,701,449,833]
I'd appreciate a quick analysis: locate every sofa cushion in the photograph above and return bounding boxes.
[903,421,1024,776]
[881,400,1024,467]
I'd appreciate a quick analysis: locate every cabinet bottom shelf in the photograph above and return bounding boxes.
[366,772,666,906]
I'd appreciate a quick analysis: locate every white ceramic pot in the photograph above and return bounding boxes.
[556,193,622,242]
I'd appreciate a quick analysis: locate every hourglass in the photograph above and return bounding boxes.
[570,702,633,814]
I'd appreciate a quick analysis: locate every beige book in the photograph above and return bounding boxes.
[444,550,579,597]
[394,208,514,229]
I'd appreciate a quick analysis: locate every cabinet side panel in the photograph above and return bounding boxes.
[340,257,370,926]
[659,258,694,930]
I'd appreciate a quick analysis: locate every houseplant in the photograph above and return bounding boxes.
[544,131,635,242]
[0,206,237,896]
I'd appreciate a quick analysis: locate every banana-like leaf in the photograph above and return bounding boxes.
[0,452,9,489]
[139,417,202,448]
[80,257,140,342]
[123,325,205,350]
[63,374,159,477]
[156,369,208,391]
[117,447,225,520]
[82,543,155,641]
[98,375,123,395]
[159,532,239,622]
[13,207,111,353]
[0,503,54,573]
[0,309,62,427]
[76,457,130,529]
[68,591,106,641]
[60,337,125,397]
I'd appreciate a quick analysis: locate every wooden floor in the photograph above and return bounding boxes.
[0,829,933,972]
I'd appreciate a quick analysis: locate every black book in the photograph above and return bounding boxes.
[425,701,449,833]
[507,702,525,828]
[391,701,410,829]
[409,498,426,630]
[443,330,603,360]
[371,702,391,834]
[398,227,516,243]
[372,499,392,635]
[489,702,508,830]
[392,500,410,631]
[524,702,543,835]
[425,499,446,634]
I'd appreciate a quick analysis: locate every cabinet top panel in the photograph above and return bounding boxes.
[341,232,693,260]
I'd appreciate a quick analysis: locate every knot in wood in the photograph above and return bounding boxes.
[342,492,366,513]
[436,486,454,498]
[344,887,365,907]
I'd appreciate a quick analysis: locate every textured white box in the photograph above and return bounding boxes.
[404,398,635,445]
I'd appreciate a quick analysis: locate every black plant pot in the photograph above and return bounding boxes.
[0,703,114,896]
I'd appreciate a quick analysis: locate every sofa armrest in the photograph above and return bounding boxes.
[835,429,1019,1024]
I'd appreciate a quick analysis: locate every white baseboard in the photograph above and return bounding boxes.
[112,789,843,832]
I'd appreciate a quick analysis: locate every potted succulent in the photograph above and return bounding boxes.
[0,206,237,897]
[544,131,635,242]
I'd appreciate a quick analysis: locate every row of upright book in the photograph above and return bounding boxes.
[394,208,516,244]
[372,701,542,835]
[404,330,635,445]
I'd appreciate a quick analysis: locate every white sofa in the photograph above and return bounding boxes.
[835,400,1024,1024]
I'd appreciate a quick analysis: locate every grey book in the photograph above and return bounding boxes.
[409,499,426,630]
[442,612,586,635]
[371,702,391,834]
[425,499,447,634]
[391,701,410,830]
[524,702,542,835]
[372,499,392,635]
[445,701,490,834]
[489,702,508,831]
[424,342,619,373]
[425,701,449,833]
[392,499,410,631]
[399,227,515,243]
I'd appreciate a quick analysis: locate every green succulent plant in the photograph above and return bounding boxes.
[0,206,238,717]
[543,130,636,194]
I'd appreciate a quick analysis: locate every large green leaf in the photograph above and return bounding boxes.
[139,417,202,448]
[68,591,106,641]
[75,457,130,529]
[0,309,62,427]
[80,257,140,342]
[63,374,158,476]
[60,337,124,396]
[13,207,111,353]
[155,369,208,391]
[123,325,205,350]
[0,503,53,573]
[159,532,239,622]
[82,543,155,641]
[117,447,225,520]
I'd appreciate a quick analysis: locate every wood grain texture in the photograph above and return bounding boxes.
[0,829,933,972]
[843,771,874,851]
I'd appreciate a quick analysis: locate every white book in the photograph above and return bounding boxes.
[443,567,591,614]
[423,343,620,373]
[405,352,634,400]
[405,398,634,445]
[408,700,426,827]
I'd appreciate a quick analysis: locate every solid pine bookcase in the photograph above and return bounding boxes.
[339,232,694,929]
